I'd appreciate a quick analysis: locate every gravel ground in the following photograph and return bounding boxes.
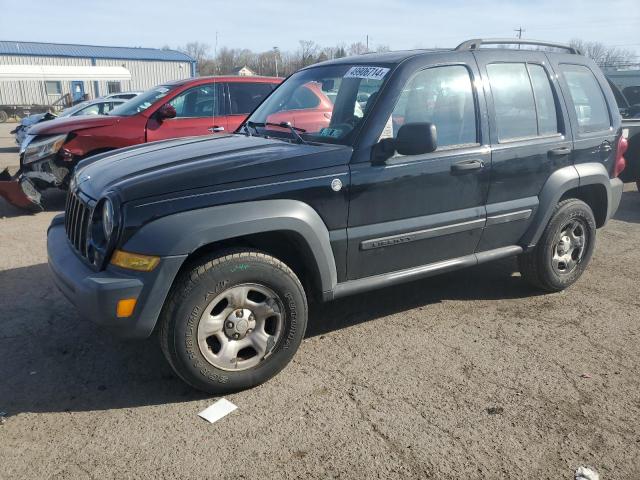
[1,122,639,479]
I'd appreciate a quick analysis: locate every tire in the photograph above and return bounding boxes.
[159,250,308,394]
[0,110,8,123]
[518,198,596,292]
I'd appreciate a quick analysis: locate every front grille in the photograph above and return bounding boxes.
[64,190,91,258]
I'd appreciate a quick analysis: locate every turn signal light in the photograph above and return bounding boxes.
[117,298,137,318]
[110,250,160,272]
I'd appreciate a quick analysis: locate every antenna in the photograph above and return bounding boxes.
[213,31,218,133]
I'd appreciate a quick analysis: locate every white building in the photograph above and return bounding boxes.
[0,40,196,107]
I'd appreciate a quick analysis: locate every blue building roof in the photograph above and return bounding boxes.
[0,40,195,63]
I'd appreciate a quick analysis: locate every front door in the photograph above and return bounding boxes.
[347,61,491,279]
[473,50,573,251]
[146,82,227,142]
[71,81,85,103]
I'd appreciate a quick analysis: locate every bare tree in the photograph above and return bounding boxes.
[348,42,368,56]
[299,40,319,67]
[178,42,211,65]
[170,40,398,78]
[569,39,637,67]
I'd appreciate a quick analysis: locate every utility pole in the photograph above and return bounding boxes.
[214,31,219,74]
[273,46,279,77]
[514,27,525,49]
[366,35,369,52]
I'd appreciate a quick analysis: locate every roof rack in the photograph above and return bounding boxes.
[455,38,581,55]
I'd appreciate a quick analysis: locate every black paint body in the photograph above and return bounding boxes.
[48,45,625,338]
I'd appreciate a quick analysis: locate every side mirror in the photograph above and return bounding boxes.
[371,122,438,165]
[156,103,176,121]
[395,122,437,156]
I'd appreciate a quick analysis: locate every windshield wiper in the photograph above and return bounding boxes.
[247,121,307,144]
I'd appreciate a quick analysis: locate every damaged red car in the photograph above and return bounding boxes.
[0,75,281,209]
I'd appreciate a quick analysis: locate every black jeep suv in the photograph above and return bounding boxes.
[48,39,627,393]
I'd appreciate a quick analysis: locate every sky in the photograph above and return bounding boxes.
[0,0,638,56]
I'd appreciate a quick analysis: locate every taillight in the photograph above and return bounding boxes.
[613,135,628,178]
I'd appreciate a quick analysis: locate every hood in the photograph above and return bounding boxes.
[28,115,120,135]
[20,113,48,127]
[75,134,352,201]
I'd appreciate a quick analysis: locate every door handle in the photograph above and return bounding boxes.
[451,159,484,173]
[548,147,572,156]
[208,126,225,133]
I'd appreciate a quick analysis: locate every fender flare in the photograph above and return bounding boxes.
[122,199,338,293]
[521,162,612,247]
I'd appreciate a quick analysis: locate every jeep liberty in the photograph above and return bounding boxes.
[47,39,627,393]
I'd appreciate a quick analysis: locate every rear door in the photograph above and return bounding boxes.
[146,83,227,142]
[550,56,618,173]
[226,81,276,132]
[473,50,573,251]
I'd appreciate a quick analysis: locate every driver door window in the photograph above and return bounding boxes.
[169,84,223,118]
[387,65,477,149]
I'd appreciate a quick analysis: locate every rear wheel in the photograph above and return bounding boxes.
[0,110,8,123]
[518,199,596,292]
[159,250,307,394]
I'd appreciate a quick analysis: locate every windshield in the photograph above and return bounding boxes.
[245,64,391,145]
[108,86,174,116]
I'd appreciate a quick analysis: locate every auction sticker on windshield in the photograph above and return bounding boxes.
[344,66,390,80]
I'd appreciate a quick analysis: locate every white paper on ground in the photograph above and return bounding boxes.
[575,466,600,480]
[198,398,237,424]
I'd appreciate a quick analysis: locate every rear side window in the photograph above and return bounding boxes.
[389,65,477,148]
[528,65,558,135]
[560,64,610,133]
[487,63,538,140]
[229,82,274,115]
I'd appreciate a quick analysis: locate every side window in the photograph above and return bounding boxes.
[560,64,610,133]
[169,84,221,118]
[283,85,321,110]
[528,65,559,135]
[102,102,120,114]
[74,104,100,116]
[389,65,477,148]
[229,82,274,115]
[486,63,538,140]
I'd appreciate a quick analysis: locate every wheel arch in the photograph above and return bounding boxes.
[522,163,612,247]
[121,199,338,298]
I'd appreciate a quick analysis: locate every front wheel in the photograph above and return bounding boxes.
[518,199,596,292]
[159,250,308,394]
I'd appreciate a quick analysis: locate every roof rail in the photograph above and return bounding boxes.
[455,38,581,55]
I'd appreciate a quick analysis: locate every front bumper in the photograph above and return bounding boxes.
[606,177,624,223]
[47,215,186,339]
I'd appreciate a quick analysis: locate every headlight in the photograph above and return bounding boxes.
[102,199,115,240]
[22,134,67,165]
[19,134,35,154]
